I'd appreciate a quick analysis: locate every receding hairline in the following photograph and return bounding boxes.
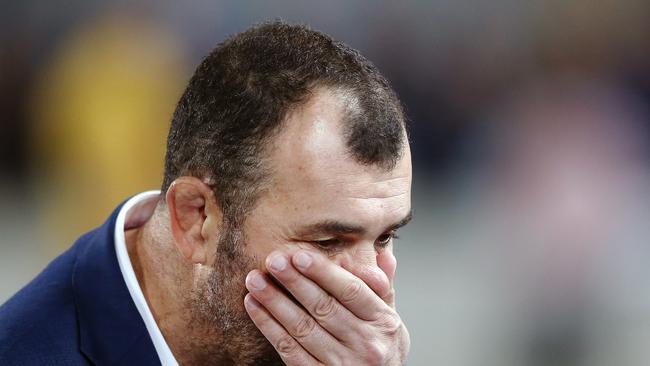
[269,84,407,169]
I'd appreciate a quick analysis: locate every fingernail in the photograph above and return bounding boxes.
[293,251,312,270]
[246,272,267,291]
[268,253,287,272]
[244,294,260,309]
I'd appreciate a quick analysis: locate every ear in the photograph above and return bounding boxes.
[166,176,222,264]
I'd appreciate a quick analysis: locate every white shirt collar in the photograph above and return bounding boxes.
[114,190,179,366]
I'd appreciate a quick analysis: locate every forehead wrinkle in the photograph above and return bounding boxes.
[314,145,412,200]
[348,191,410,200]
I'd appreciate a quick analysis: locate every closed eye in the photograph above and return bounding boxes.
[311,238,342,247]
[308,238,347,255]
[311,231,400,249]
[376,231,399,247]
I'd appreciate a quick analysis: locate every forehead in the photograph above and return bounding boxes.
[261,88,411,227]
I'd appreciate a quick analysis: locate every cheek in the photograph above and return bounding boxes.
[244,239,317,271]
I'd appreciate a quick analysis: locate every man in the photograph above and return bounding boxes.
[0,21,412,365]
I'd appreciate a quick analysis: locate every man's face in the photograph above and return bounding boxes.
[196,88,412,364]
[243,88,412,270]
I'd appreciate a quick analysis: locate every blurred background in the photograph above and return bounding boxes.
[2,1,650,365]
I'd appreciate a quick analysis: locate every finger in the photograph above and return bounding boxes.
[376,249,397,307]
[246,270,342,364]
[246,270,343,363]
[265,251,366,343]
[291,250,392,321]
[244,293,320,366]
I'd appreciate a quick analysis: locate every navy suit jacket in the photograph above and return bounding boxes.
[0,203,162,365]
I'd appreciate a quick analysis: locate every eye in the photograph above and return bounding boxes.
[310,238,344,255]
[312,238,341,247]
[376,231,399,247]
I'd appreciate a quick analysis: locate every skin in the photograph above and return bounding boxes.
[127,87,412,365]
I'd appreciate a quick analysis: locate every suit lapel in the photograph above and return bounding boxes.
[72,204,160,366]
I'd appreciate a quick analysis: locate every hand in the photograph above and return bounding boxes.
[244,249,410,365]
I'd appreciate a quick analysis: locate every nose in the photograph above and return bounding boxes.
[334,241,378,268]
[332,241,392,299]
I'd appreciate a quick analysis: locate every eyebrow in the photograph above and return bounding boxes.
[295,209,413,237]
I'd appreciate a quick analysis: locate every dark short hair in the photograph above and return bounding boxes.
[162,21,406,228]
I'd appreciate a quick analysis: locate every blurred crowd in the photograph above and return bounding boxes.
[2,1,650,365]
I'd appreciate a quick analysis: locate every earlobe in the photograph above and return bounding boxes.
[166,177,221,265]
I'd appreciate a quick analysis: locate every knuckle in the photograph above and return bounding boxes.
[340,280,363,304]
[313,295,338,320]
[378,312,403,337]
[384,288,396,301]
[275,335,299,357]
[362,340,389,365]
[292,314,317,339]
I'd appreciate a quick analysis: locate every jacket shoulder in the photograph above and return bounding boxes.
[0,231,96,365]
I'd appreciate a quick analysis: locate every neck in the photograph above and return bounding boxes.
[125,223,181,338]
[126,211,237,365]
